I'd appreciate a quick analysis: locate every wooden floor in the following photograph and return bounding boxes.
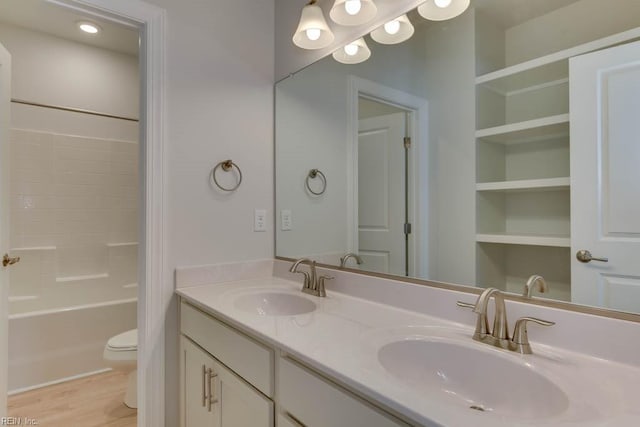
[8,370,137,427]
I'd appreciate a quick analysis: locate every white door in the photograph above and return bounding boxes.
[357,112,406,276]
[0,41,11,416]
[570,40,640,312]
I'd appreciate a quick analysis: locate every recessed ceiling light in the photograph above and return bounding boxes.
[77,21,101,34]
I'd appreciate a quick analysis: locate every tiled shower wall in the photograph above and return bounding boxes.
[9,128,138,313]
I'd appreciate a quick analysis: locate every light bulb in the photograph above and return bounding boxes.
[344,0,362,16]
[384,20,401,35]
[434,0,452,8]
[78,22,100,34]
[306,28,321,41]
[344,43,359,56]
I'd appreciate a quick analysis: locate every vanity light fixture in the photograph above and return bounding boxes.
[417,0,470,21]
[77,21,101,34]
[330,0,377,26]
[332,37,371,64]
[370,14,414,45]
[293,0,335,50]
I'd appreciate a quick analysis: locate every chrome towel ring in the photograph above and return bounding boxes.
[211,160,242,192]
[306,169,326,195]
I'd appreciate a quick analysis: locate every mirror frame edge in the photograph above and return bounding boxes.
[275,256,640,323]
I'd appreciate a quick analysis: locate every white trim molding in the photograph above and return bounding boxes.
[46,1,167,426]
[347,76,429,278]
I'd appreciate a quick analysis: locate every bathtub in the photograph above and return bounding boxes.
[8,298,137,393]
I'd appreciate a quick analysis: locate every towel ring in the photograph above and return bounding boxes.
[211,160,242,192]
[305,169,326,195]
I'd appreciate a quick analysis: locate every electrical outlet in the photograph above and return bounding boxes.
[281,209,292,231]
[254,209,267,232]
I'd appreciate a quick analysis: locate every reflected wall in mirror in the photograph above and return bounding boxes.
[275,0,640,315]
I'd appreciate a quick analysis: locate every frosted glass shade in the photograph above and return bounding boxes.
[293,3,335,49]
[417,0,470,21]
[332,38,371,64]
[370,14,414,45]
[330,0,377,26]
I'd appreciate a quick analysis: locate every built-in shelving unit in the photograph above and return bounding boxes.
[472,10,640,296]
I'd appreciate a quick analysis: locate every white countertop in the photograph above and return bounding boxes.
[176,277,640,427]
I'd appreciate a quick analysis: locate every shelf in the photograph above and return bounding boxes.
[106,242,138,248]
[10,246,56,251]
[56,273,109,283]
[476,27,640,92]
[476,233,570,248]
[476,177,570,192]
[476,114,569,144]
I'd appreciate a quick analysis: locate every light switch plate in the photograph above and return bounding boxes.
[254,209,267,232]
[281,209,292,231]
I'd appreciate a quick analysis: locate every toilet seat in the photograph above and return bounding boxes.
[106,329,137,352]
[104,329,137,363]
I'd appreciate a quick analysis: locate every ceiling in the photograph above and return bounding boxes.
[0,0,139,56]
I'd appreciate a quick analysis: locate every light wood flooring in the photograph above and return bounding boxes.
[8,370,137,427]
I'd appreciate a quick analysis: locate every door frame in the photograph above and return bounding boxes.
[347,76,428,277]
[45,1,167,426]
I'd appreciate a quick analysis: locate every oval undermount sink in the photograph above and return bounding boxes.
[378,339,569,420]
[234,292,316,316]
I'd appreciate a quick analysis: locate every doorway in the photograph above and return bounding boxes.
[357,98,411,276]
[0,0,166,426]
[348,76,428,278]
[0,0,140,423]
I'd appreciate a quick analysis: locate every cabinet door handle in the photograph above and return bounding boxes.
[201,365,207,407]
[206,368,219,412]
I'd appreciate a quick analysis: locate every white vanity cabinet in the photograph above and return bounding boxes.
[181,337,273,427]
[179,300,411,427]
[180,302,274,427]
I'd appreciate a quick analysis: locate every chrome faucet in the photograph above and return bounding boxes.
[339,253,363,268]
[289,258,332,297]
[472,288,510,348]
[523,275,548,298]
[457,287,555,354]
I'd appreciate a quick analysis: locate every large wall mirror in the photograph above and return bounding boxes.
[275,0,640,316]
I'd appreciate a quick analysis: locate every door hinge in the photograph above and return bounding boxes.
[404,223,412,235]
[403,137,411,148]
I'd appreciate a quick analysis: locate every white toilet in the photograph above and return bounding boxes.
[103,329,138,408]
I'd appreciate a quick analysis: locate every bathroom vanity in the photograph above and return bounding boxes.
[176,261,640,427]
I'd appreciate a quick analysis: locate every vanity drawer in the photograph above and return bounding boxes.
[180,301,274,397]
[278,357,409,427]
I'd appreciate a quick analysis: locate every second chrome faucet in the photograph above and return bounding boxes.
[458,288,555,354]
[289,258,333,297]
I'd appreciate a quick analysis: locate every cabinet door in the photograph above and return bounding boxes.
[212,358,274,427]
[181,337,218,427]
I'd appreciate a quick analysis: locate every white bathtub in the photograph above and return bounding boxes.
[8,298,137,393]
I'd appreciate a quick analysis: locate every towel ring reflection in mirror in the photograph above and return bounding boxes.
[306,169,327,195]
[211,160,242,192]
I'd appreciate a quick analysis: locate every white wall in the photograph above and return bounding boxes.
[505,0,640,65]
[0,23,139,119]
[140,0,275,424]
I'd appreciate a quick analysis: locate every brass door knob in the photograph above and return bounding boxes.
[2,253,20,267]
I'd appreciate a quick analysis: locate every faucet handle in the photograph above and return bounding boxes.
[316,275,333,297]
[511,317,555,354]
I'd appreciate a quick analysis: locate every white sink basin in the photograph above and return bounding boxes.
[233,291,316,316]
[378,339,569,420]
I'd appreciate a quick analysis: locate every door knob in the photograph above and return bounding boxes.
[2,253,20,267]
[576,250,608,263]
